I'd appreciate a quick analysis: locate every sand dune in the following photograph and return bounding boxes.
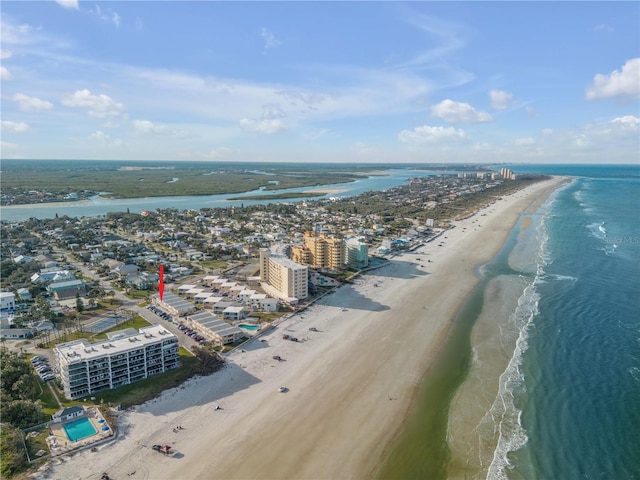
[40,177,566,480]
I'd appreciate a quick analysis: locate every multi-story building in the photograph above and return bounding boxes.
[0,292,16,311]
[345,237,369,269]
[260,249,308,303]
[55,325,179,400]
[291,232,345,270]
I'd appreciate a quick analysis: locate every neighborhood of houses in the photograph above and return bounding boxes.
[1,170,526,401]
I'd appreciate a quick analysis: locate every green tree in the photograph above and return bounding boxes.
[75,294,84,314]
[0,351,32,393]
[0,424,28,479]
[1,399,44,429]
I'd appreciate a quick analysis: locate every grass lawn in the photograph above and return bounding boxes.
[89,347,197,409]
[197,260,228,270]
[37,383,61,417]
[92,316,151,340]
[249,312,286,323]
[25,429,51,461]
[125,289,153,300]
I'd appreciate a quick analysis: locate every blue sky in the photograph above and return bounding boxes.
[1,1,638,163]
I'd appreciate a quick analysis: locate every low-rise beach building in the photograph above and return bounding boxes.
[55,325,179,400]
[152,292,196,317]
[185,311,244,345]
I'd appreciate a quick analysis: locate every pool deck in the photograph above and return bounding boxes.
[47,406,113,456]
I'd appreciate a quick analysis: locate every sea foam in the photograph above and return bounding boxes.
[485,197,551,480]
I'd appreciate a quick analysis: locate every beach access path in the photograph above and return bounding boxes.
[40,177,566,480]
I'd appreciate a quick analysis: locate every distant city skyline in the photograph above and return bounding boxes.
[1,1,638,163]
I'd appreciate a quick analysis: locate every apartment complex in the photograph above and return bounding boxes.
[291,232,345,270]
[55,325,179,400]
[260,249,308,303]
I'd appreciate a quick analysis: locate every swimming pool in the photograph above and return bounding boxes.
[238,324,259,330]
[63,417,97,442]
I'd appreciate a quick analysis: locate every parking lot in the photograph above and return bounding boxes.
[30,355,55,382]
[144,305,208,347]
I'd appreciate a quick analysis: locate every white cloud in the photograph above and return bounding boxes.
[194,147,232,160]
[133,119,184,137]
[398,125,466,144]
[609,115,640,129]
[1,141,19,149]
[88,130,123,146]
[514,137,535,146]
[0,50,12,59]
[260,28,281,51]
[1,66,11,80]
[489,90,514,110]
[586,58,640,100]
[62,89,125,118]
[239,118,288,134]
[353,142,376,155]
[56,0,79,10]
[594,23,614,32]
[12,93,54,111]
[431,99,492,123]
[1,121,30,133]
[90,5,122,28]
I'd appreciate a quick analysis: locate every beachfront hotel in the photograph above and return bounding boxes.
[260,249,308,304]
[54,325,179,400]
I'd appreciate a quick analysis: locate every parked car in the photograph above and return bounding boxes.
[152,444,172,455]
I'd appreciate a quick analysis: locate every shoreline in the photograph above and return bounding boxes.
[374,178,568,479]
[40,177,568,480]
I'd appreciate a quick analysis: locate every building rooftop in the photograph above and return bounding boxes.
[56,325,176,364]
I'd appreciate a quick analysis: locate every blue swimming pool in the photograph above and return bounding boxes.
[238,324,259,330]
[63,417,97,442]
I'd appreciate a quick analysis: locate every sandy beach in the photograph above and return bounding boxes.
[39,177,566,480]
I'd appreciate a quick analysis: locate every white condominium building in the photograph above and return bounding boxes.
[55,325,179,400]
[260,249,308,303]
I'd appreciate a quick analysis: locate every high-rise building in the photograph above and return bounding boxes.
[55,325,179,400]
[291,232,345,270]
[260,249,308,302]
[345,237,369,269]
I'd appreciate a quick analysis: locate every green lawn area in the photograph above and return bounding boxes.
[124,289,153,300]
[37,383,61,417]
[249,312,286,323]
[92,316,151,340]
[88,347,197,409]
[197,260,228,270]
[25,429,51,461]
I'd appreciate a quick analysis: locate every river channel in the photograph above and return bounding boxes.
[2,169,454,222]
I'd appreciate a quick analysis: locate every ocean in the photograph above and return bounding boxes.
[504,165,640,479]
[378,164,640,480]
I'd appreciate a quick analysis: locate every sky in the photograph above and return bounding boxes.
[1,1,639,164]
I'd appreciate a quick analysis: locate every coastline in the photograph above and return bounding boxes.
[374,177,568,480]
[40,177,568,480]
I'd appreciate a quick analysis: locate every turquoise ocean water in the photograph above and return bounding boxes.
[491,165,640,479]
